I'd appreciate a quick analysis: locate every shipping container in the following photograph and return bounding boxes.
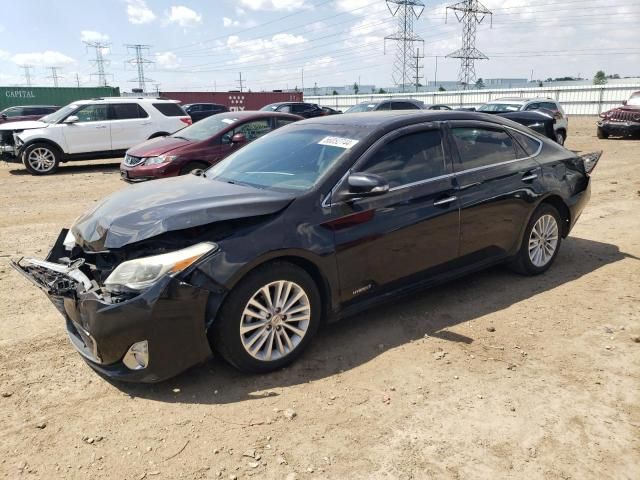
[160,91,303,111]
[0,86,121,110]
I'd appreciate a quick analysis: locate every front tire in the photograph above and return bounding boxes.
[597,127,609,139]
[22,143,60,175]
[555,130,566,145]
[510,204,562,276]
[210,261,321,373]
[180,161,209,175]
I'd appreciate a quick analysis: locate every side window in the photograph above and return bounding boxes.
[451,127,517,170]
[137,104,149,118]
[4,107,23,117]
[292,104,313,114]
[509,130,542,157]
[275,118,297,128]
[278,105,292,113]
[376,102,391,111]
[358,130,446,188]
[524,103,541,111]
[110,103,144,120]
[23,107,42,116]
[391,102,419,110]
[202,105,214,111]
[73,104,109,122]
[540,102,559,112]
[234,120,272,141]
[153,102,187,117]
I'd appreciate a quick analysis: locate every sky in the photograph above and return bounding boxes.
[0,0,638,92]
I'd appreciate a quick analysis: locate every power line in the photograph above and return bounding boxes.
[384,0,425,93]
[47,67,62,88]
[446,0,493,89]
[125,44,154,92]
[84,40,111,87]
[19,65,34,87]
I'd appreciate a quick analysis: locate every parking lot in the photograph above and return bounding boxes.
[0,116,638,479]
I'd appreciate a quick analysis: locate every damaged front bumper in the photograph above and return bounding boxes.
[11,234,216,383]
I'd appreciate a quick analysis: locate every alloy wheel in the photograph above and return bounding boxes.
[528,214,559,267]
[27,147,56,173]
[240,280,311,362]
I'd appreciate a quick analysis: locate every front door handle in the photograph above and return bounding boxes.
[95,125,108,129]
[434,196,458,207]
[522,172,538,182]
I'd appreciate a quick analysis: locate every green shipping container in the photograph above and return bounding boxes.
[0,86,121,110]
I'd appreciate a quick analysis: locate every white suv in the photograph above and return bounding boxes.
[0,97,191,175]
[477,97,569,145]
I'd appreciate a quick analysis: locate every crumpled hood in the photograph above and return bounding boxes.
[0,120,48,132]
[72,174,295,251]
[126,136,193,157]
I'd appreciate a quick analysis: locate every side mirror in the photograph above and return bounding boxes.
[231,133,247,144]
[64,115,79,124]
[622,100,628,106]
[338,173,389,201]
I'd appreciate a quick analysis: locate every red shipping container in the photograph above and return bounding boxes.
[159,91,303,112]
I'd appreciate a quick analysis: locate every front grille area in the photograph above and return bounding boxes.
[609,109,640,122]
[0,131,15,146]
[123,154,145,167]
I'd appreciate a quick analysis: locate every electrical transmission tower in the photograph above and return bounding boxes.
[20,65,34,86]
[84,40,111,87]
[384,0,425,93]
[125,44,154,92]
[47,67,62,87]
[445,0,493,89]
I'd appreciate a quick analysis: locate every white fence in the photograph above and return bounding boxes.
[304,83,640,116]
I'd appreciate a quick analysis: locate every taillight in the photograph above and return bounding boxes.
[180,117,192,126]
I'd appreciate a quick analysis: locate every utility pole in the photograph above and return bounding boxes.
[301,68,304,93]
[237,72,245,92]
[154,83,161,95]
[125,44,154,92]
[384,0,425,93]
[313,82,318,95]
[412,48,424,92]
[75,73,81,87]
[445,0,493,89]
[84,40,111,87]
[20,65,34,87]
[47,67,62,87]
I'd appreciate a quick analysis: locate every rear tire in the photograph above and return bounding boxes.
[597,127,609,139]
[555,130,566,145]
[210,261,321,373]
[22,143,60,175]
[510,204,562,276]
[180,161,209,175]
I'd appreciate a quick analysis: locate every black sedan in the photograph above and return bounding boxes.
[13,111,601,382]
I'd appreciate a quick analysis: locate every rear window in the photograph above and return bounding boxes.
[153,102,187,117]
[391,102,420,110]
[509,130,542,157]
[478,103,523,113]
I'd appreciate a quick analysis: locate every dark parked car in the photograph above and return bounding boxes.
[182,103,229,123]
[261,102,325,118]
[345,99,425,112]
[13,111,600,382]
[0,105,59,124]
[597,91,640,139]
[496,110,557,141]
[120,111,301,182]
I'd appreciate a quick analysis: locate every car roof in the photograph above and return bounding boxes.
[265,101,314,106]
[71,97,179,105]
[490,97,556,103]
[3,105,59,108]
[295,110,521,129]
[214,110,301,120]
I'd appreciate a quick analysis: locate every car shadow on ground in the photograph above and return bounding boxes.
[114,236,636,404]
[4,161,120,176]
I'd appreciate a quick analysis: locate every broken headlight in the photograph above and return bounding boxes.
[104,242,217,292]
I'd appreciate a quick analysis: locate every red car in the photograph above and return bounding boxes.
[120,111,301,182]
[0,105,59,124]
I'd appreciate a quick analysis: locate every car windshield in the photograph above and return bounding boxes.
[478,103,523,113]
[170,115,239,141]
[260,104,280,111]
[345,103,377,113]
[40,104,78,123]
[628,93,640,106]
[205,126,366,192]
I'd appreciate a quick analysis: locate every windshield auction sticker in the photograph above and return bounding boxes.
[318,136,359,149]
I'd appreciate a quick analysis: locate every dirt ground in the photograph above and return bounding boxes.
[0,116,638,480]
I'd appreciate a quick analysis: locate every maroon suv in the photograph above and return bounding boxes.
[0,105,59,124]
[121,111,301,182]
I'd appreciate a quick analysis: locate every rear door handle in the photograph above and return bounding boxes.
[434,196,458,207]
[522,173,538,182]
[95,125,108,129]
[142,122,152,125]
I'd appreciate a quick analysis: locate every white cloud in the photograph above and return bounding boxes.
[304,56,334,72]
[80,30,110,43]
[225,33,306,66]
[238,0,307,11]
[223,17,239,27]
[155,51,180,69]
[127,0,156,24]
[0,50,10,60]
[166,6,202,28]
[11,51,75,66]
[335,0,386,16]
